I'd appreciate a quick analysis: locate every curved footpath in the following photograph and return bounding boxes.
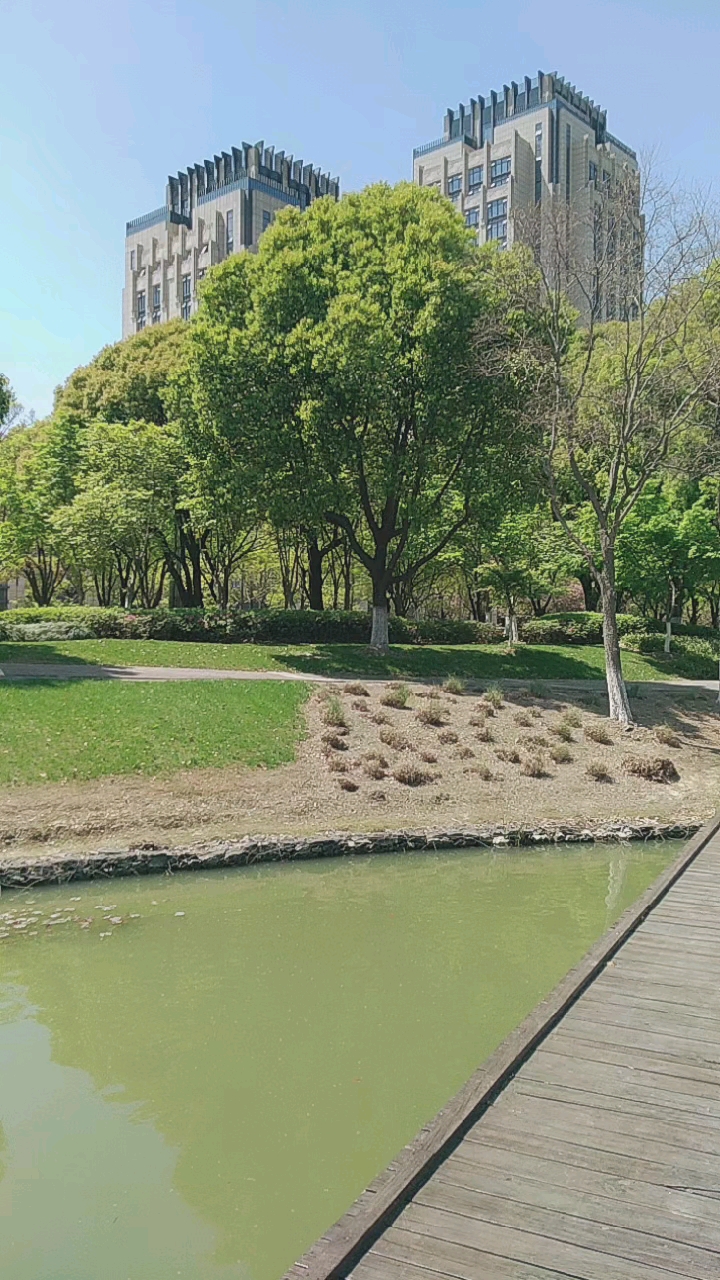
[0,660,717,694]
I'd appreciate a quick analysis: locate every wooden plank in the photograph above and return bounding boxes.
[395,1201,700,1280]
[284,818,720,1280]
[514,1079,720,1133]
[524,1048,720,1110]
[555,1017,720,1064]
[444,1142,720,1229]
[359,1228,574,1280]
[416,1176,720,1278]
[546,1032,720,1086]
[564,1001,720,1044]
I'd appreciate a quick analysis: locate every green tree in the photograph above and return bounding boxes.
[183,183,531,651]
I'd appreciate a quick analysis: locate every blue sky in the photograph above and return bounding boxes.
[2,0,720,418]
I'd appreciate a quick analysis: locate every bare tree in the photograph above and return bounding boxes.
[515,162,720,723]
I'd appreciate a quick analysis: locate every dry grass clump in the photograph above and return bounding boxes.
[363,749,389,765]
[522,734,549,748]
[392,763,433,787]
[561,708,582,728]
[465,764,494,781]
[520,752,550,778]
[344,682,370,697]
[339,778,359,792]
[550,721,574,743]
[438,729,459,745]
[379,727,412,751]
[483,685,504,709]
[352,699,369,712]
[468,713,487,727]
[453,745,475,760]
[371,711,390,726]
[419,750,438,763]
[586,759,613,782]
[369,789,386,801]
[417,688,441,699]
[381,683,411,709]
[655,725,681,748]
[585,724,613,746]
[528,707,542,720]
[321,695,347,728]
[549,743,573,764]
[495,747,521,764]
[622,755,679,783]
[443,675,465,695]
[416,705,446,727]
[473,726,494,743]
[513,712,532,727]
[363,759,387,780]
[321,732,349,752]
[327,757,349,773]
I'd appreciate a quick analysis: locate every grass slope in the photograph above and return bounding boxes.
[0,679,309,786]
[0,637,714,682]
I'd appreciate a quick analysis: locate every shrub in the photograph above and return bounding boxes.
[371,711,390,726]
[655,725,681,748]
[339,777,359,792]
[379,728,411,751]
[419,750,438,763]
[3,621,95,642]
[468,711,488,726]
[586,760,613,782]
[380,683,411,709]
[550,722,574,742]
[513,712,532,727]
[549,743,573,764]
[321,733,349,752]
[392,763,433,786]
[585,725,612,746]
[561,708,582,728]
[495,748,520,764]
[466,764,494,781]
[453,745,475,760]
[416,705,445,727]
[520,752,550,777]
[321,696,347,728]
[363,750,389,766]
[417,688,441,699]
[473,726,494,743]
[344,682,370,696]
[438,729,459,744]
[622,755,679,783]
[520,612,645,646]
[443,675,465,695]
[328,757,349,773]
[522,733,549,748]
[483,685,504,709]
[352,700,369,712]
[363,759,387,780]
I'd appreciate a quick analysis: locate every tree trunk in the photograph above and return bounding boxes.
[307,538,324,611]
[578,570,601,613]
[370,580,390,654]
[601,581,633,724]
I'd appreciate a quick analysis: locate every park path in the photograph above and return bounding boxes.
[0,659,717,694]
[286,817,720,1280]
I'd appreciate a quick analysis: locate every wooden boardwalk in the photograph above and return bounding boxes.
[287,817,720,1280]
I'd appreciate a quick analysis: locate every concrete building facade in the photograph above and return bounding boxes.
[123,141,339,338]
[413,72,639,322]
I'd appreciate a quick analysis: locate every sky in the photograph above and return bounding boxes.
[2,0,720,419]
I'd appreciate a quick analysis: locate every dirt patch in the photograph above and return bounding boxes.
[1,681,718,862]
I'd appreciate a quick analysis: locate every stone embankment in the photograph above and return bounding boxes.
[0,820,700,889]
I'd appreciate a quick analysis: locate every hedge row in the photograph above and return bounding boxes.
[520,611,720,646]
[0,606,505,647]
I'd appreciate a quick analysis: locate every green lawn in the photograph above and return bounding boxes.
[0,679,309,786]
[0,637,714,682]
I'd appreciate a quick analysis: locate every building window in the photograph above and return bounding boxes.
[589,161,598,183]
[465,208,480,228]
[136,291,146,331]
[447,174,462,198]
[490,157,511,187]
[262,210,272,230]
[181,274,192,320]
[152,284,161,324]
[130,249,136,271]
[565,124,571,202]
[226,209,234,255]
[487,198,508,246]
[534,124,543,160]
[468,165,483,191]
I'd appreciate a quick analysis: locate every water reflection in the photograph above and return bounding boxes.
[0,843,678,1279]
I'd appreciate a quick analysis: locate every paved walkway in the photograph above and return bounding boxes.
[287,820,720,1280]
[0,661,717,694]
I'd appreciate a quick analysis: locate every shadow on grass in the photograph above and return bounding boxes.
[278,644,611,681]
[0,642,103,667]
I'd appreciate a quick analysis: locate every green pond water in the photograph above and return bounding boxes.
[0,841,679,1280]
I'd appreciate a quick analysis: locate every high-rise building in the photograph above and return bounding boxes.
[123,141,339,338]
[413,72,638,322]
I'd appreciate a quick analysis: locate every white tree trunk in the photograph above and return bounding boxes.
[664,619,672,654]
[370,602,390,654]
[508,611,519,643]
[602,588,633,725]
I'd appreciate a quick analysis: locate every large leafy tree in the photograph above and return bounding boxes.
[183,182,531,650]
